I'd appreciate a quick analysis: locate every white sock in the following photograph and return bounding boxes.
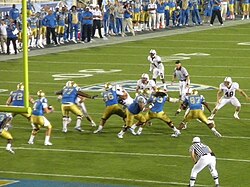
[29,135,35,142]
[63,117,68,129]
[45,135,50,143]
[76,118,82,128]
[97,125,103,131]
[6,143,11,150]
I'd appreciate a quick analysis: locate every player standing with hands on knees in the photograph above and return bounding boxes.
[209,77,250,120]
[189,137,220,187]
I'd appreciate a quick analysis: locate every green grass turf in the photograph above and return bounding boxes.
[0,24,250,187]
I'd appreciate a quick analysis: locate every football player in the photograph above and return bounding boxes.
[0,112,15,154]
[6,82,35,121]
[117,91,148,139]
[115,84,133,107]
[131,88,181,136]
[136,73,157,97]
[147,49,167,90]
[56,81,97,133]
[93,83,126,134]
[172,89,222,138]
[209,77,250,120]
[28,90,54,146]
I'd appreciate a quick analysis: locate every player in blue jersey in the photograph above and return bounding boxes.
[171,90,222,138]
[0,112,15,154]
[6,82,35,121]
[94,83,126,134]
[131,88,181,136]
[56,81,97,133]
[28,90,54,146]
[117,91,148,139]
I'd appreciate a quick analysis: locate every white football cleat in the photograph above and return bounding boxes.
[234,113,240,120]
[75,126,84,132]
[28,141,34,145]
[6,147,15,154]
[129,128,137,135]
[117,133,123,139]
[44,142,53,146]
[171,130,181,138]
[93,129,101,134]
[62,128,68,133]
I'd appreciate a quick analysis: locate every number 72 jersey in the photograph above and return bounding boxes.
[219,82,239,98]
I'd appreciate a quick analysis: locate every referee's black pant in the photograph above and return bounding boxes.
[210,9,223,25]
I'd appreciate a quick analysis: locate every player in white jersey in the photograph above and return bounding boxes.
[115,84,133,107]
[136,73,157,97]
[147,49,167,90]
[209,77,250,120]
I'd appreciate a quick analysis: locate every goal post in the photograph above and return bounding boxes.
[0,0,31,115]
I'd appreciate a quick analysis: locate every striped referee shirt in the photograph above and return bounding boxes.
[173,66,189,81]
[189,143,211,160]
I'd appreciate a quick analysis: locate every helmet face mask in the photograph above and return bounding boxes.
[17,83,24,90]
[149,49,156,58]
[104,83,112,91]
[224,77,232,87]
[37,90,45,97]
[141,73,149,84]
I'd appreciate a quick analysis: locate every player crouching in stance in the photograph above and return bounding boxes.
[94,83,126,134]
[130,88,181,136]
[189,137,220,187]
[0,113,15,154]
[209,77,250,120]
[172,89,222,138]
[56,81,97,133]
[28,90,54,146]
[117,91,148,139]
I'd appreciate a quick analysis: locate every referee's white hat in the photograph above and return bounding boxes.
[192,137,201,143]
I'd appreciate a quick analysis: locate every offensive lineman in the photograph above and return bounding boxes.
[208,77,250,120]
[147,49,167,90]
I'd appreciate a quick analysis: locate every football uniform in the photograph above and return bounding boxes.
[148,54,165,80]
[126,95,147,127]
[61,86,83,116]
[136,79,156,96]
[101,88,126,121]
[215,82,241,110]
[0,113,13,140]
[31,97,51,129]
[183,95,209,124]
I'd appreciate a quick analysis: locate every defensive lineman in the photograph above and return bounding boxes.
[189,137,220,187]
[147,49,167,90]
[209,77,250,120]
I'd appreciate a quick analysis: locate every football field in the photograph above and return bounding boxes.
[0,23,250,187]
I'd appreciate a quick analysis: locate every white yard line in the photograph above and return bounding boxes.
[0,146,249,163]
[0,170,210,187]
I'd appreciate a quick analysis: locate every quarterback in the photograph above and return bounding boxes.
[28,90,54,146]
[209,77,250,120]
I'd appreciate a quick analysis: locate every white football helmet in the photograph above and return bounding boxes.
[37,90,45,97]
[141,73,149,83]
[186,88,193,95]
[149,49,156,57]
[115,84,122,92]
[224,77,232,87]
[192,137,201,143]
[104,82,112,91]
[17,82,24,90]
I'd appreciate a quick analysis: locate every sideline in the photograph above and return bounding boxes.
[1,19,250,62]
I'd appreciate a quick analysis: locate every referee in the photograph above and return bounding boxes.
[172,60,190,101]
[189,137,220,187]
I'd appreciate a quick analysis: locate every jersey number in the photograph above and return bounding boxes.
[225,91,234,97]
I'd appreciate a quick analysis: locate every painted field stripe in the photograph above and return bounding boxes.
[0,171,210,187]
[1,146,249,163]
[0,179,19,186]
